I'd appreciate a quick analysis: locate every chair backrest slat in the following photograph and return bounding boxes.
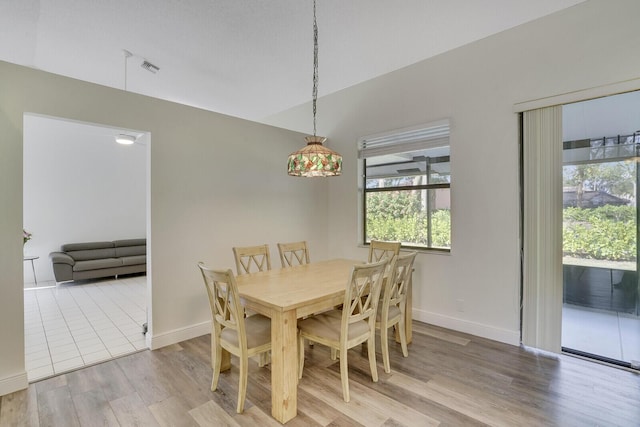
[368,240,401,263]
[342,259,387,328]
[233,244,271,275]
[381,252,416,314]
[277,241,310,268]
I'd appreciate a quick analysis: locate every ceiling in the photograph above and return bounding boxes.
[1,0,586,123]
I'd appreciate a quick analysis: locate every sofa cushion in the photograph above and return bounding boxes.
[73,258,123,272]
[114,239,146,247]
[121,255,146,266]
[115,245,146,257]
[67,248,117,261]
[114,239,146,257]
[62,241,114,252]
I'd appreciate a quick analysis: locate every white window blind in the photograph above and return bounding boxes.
[358,120,450,159]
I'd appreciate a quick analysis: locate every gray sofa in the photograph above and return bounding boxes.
[49,239,146,282]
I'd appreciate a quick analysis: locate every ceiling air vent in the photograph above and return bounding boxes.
[141,60,160,74]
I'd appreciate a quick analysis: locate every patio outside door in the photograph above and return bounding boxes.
[561,92,640,368]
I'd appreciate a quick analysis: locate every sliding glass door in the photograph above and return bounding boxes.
[561,92,640,368]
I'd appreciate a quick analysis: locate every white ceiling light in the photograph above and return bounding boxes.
[115,134,136,145]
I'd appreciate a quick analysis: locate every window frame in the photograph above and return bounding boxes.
[359,121,451,252]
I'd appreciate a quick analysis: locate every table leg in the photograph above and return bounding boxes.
[30,259,38,286]
[271,309,297,423]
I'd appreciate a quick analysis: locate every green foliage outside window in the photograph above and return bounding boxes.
[431,210,451,247]
[563,205,636,261]
[366,191,450,248]
[366,191,421,219]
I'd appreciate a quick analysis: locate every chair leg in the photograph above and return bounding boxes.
[237,354,248,413]
[258,351,269,367]
[331,348,338,360]
[339,345,350,402]
[211,338,221,391]
[381,324,391,374]
[298,334,305,379]
[367,334,378,383]
[398,318,408,357]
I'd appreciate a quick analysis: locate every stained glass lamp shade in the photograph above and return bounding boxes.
[287,136,342,177]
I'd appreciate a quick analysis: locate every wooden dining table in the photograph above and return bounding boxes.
[232,258,413,424]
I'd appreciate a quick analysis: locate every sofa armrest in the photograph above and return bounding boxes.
[49,252,75,265]
[49,252,74,282]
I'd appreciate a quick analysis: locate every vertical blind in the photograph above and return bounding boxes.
[522,106,563,353]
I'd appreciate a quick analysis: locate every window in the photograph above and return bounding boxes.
[359,121,451,251]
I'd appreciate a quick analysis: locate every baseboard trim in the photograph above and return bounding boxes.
[146,311,520,351]
[413,308,520,346]
[0,371,28,397]
[148,320,211,350]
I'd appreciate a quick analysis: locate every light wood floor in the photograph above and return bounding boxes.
[1,321,639,426]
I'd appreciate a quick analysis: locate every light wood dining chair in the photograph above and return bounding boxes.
[297,259,388,402]
[232,244,273,367]
[368,240,401,262]
[277,241,310,268]
[376,252,416,373]
[197,263,271,413]
[232,244,271,275]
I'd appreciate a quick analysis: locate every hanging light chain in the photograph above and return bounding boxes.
[312,0,319,137]
[124,51,128,91]
[123,49,133,91]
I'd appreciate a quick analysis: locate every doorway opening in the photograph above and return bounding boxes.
[23,114,151,381]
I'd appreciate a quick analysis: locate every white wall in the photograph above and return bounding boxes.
[0,61,329,396]
[265,0,640,345]
[23,115,147,283]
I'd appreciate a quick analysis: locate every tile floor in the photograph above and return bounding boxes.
[562,303,640,365]
[24,275,148,382]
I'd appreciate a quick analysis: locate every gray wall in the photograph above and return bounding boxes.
[265,0,640,343]
[0,62,329,395]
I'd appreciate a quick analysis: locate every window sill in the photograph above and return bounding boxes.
[359,244,450,256]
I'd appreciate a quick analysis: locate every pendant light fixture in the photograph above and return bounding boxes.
[114,50,136,146]
[287,0,342,177]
